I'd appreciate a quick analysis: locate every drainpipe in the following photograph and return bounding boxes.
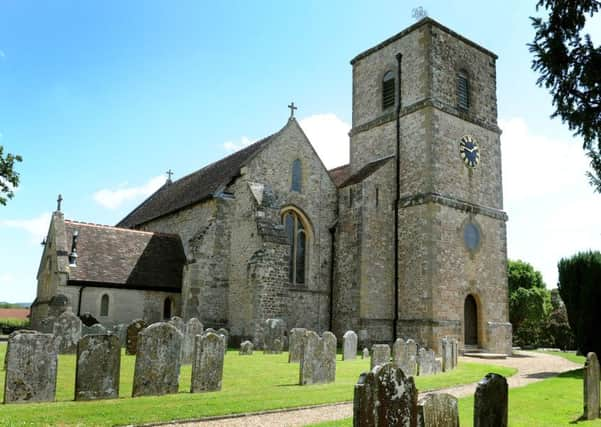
[393,53,403,341]
[328,223,337,332]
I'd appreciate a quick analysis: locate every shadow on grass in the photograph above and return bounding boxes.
[557,369,583,379]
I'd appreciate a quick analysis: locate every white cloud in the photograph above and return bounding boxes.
[93,175,165,209]
[0,212,52,243]
[300,113,350,169]
[223,136,252,152]
[0,50,5,59]
[0,273,16,287]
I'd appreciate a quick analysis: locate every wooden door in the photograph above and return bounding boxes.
[464,295,478,345]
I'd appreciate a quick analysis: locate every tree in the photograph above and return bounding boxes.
[0,145,22,205]
[508,260,549,336]
[558,251,601,355]
[529,0,601,192]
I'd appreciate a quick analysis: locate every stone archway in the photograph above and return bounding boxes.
[464,294,478,346]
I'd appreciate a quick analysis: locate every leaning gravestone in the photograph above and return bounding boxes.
[441,338,453,372]
[53,310,82,354]
[182,318,203,364]
[132,322,183,397]
[474,373,508,427]
[288,328,307,363]
[75,334,120,401]
[126,319,146,355]
[584,352,600,420]
[353,362,418,426]
[370,344,391,369]
[418,393,459,427]
[362,348,369,359]
[418,348,437,376]
[263,318,286,353]
[239,340,254,355]
[191,332,225,392]
[343,330,358,361]
[4,330,57,404]
[299,331,337,385]
[82,323,107,337]
[392,338,418,376]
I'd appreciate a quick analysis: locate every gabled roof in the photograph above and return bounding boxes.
[65,220,185,291]
[117,133,277,228]
[339,156,394,188]
[328,164,351,188]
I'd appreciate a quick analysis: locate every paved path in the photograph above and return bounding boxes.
[162,351,581,427]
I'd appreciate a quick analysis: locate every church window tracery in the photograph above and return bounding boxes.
[291,159,302,192]
[100,294,109,316]
[382,70,395,109]
[457,70,470,111]
[282,209,309,285]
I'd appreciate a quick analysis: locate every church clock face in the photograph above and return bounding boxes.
[459,135,479,168]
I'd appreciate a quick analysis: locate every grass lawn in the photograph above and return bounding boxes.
[0,343,514,426]
[537,350,586,365]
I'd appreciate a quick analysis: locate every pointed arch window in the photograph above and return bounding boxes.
[100,294,109,317]
[382,70,395,109]
[457,70,470,111]
[291,159,302,192]
[282,209,309,285]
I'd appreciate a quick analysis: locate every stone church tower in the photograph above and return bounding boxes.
[333,18,512,354]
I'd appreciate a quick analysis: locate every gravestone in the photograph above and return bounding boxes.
[343,330,358,361]
[52,310,82,354]
[191,332,225,392]
[451,338,458,368]
[263,318,286,353]
[39,316,56,334]
[132,322,183,397]
[239,340,254,355]
[353,362,418,426]
[82,323,107,337]
[217,328,229,349]
[288,328,307,363]
[370,344,391,369]
[417,393,459,427]
[126,319,146,355]
[392,338,418,377]
[273,338,283,354]
[474,373,508,427]
[299,331,336,385]
[362,348,369,359]
[418,348,437,376]
[75,334,120,401]
[584,352,600,420]
[110,324,127,347]
[169,316,185,335]
[4,330,57,404]
[182,318,203,364]
[205,327,216,334]
[441,338,453,372]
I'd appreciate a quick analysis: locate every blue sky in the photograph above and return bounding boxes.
[1,1,600,302]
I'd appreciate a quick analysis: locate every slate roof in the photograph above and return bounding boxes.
[117,133,276,228]
[328,164,352,188]
[339,156,394,188]
[64,220,185,291]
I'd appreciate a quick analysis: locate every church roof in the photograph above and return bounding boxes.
[328,164,352,188]
[117,133,276,228]
[339,156,394,188]
[64,220,185,292]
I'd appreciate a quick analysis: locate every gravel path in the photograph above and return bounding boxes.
[160,351,581,427]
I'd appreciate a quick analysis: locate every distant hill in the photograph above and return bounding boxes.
[0,302,31,309]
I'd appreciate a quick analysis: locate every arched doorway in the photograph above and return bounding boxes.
[464,295,478,346]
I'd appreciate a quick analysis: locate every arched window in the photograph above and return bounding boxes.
[457,70,470,111]
[291,159,302,192]
[100,294,109,317]
[382,70,395,109]
[163,297,172,319]
[282,209,309,285]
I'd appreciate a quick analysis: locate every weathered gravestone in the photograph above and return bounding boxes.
[299,331,337,385]
[4,330,57,404]
[370,344,391,370]
[362,348,369,359]
[169,316,185,335]
[82,323,107,337]
[451,338,458,369]
[392,338,418,376]
[263,318,286,353]
[239,340,254,355]
[273,338,283,354]
[53,310,82,354]
[111,324,127,347]
[182,318,203,364]
[191,332,226,392]
[418,348,438,376]
[126,319,146,355]
[474,373,508,427]
[217,328,229,349]
[353,362,418,427]
[343,330,358,361]
[288,328,307,363]
[584,352,600,420]
[39,316,56,333]
[75,334,120,401]
[441,338,454,372]
[417,393,459,427]
[132,322,183,397]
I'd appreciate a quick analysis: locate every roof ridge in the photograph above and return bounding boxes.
[328,163,351,172]
[65,219,180,238]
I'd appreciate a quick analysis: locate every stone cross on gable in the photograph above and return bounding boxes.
[288,102,298,118]
[166,169,174,184]
[57,194,63,212]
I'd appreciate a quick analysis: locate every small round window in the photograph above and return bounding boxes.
[464,223,481,251]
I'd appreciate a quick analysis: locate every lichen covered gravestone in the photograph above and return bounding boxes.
[417,393,459,427]
[239,340,254,355]
[75,334,120,401]
[362,348,369,359]
[370,344,391,369]
[441,338,454,372]
[288,328,307,363]
[217,328,229,348]
[343,330,358,361]
[4,330,58,404]
[584,352,600,420]
[126,319,146,355]
[82,323,107,337]
[191,332,226,392]
[132,322,183,397]
[263,318,286,353]
[417,348,437,376]
[392,338,417,376]
[182,318,203,364]
[474,373,508,427]
[299,331,336,385]
[353,362,418,426]
[52,310,82,354]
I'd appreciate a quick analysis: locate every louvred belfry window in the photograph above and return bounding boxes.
[382,70,395,109]
[457,70,470,111]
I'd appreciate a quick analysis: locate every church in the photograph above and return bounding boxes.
[31,18,512,355]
